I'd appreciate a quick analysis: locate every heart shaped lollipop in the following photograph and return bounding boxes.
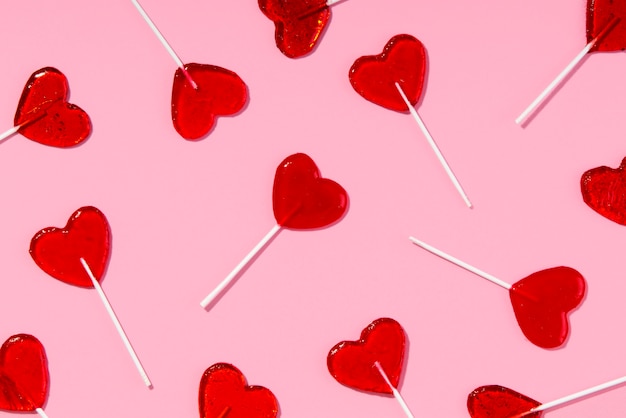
[201,153,348,309]
[0,334,49,414]
[172,63,247,140]
[587,0,626,52]
[349,34,426,112]
[11,67,91,147]
[467,385,542,418]
[581,157,626,225]
[409,237,585,349]
[29,206,111,288]
[199,363,278,418]
[258,0,330,58]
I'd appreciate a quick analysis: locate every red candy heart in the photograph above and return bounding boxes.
[14,67,91,147]
[509,267,585,349]
[258,0,330,58]
[29,206,111,288]
[327,318,406,394]
[199,363,278,418]
[349,34,426,112]
[581,157,626,225]
[171,63,247,140]
[468,385,543,418]
[273,153,348,229]
[587,0,626,52]
[0,334,49,412]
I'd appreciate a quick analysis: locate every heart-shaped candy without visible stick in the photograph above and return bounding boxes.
[468,385,543,418]
[587,0,626,52]
[199,363,278,418]
[14,67,91,147]
[0,334,49,412]
[581,157,626,225]
[29,206,111,288]
[349,34,426,112]
[510,266,585,349]
[258,0,330,58]
[273,153,348,229]
[327,318,406,394]
[171,63,247,140]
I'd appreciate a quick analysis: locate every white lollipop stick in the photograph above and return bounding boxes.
[131,0,198,90]
[374,361,415,418]
[80,258,152,388]
[408,236,512,290]
[515,16,619,125]
[200,224,282,309]
[326,0,345,5]
[395,82,472,208]
[35,408,49,418]
[0,125,20,142]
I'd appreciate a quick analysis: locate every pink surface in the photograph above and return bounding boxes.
[1,0,626,416]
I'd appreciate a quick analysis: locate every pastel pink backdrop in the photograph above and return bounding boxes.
[0,0,625,417]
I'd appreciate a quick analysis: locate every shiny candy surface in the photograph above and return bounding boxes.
[587,0,626,52]
[468,385,543,418]
[581,157,626,225]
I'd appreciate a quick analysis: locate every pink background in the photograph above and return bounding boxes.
[1,0,626,416]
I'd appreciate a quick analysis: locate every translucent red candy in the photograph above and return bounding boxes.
[468,385,543,418]
[199,363,278,418]
[258,0,330,58]
[29,206,111,288]
[509,267,585,349]
[273,153,348,229]
[0,334,49,412]
[349,34,426,112]
[14,67,91,147]
[171,63,247,140]
[581,157,626,225]
[587,0,626,52]
[327,318,406,394]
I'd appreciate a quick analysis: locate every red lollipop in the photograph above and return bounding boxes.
[132,0,247,140]
[409,237,585,349]
[327,318,415,417]
[30,206,151,387]
[200,153,348,309]
[199,363,278,418]
[516,4,622,124]
[0,334,49,418]
[580,156,626,225]
[258,0,344,58]
[0,67,91,147]
[350,34,471,207]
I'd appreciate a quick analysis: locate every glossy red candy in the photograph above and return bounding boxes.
[171,63,247,140]
[581,157,626,225]
[327,318,406,394]
[14,67,91,147]
[587,0,626,52]
[509,267,585,349]
[199,363,278,418]
[273,153,348,229]
[468,385,543,418]
[349,34,426,112]
[0,334,49,412]
[29,206,111,288]
[258,0,330,58]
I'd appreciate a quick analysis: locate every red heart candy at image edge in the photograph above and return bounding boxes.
[349,34,427,112]
[199,363,278,418]
[468,385,543,418]
[258,0,330,58]
[509,266,585,349]
[0,334,49,412]
[29,206,111,288]
[580,157,626,225]
[273,153,348,229]
[14,67,91,147]
[171,63,247,140]
[587,0,626,52]
[327,318,406,394]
